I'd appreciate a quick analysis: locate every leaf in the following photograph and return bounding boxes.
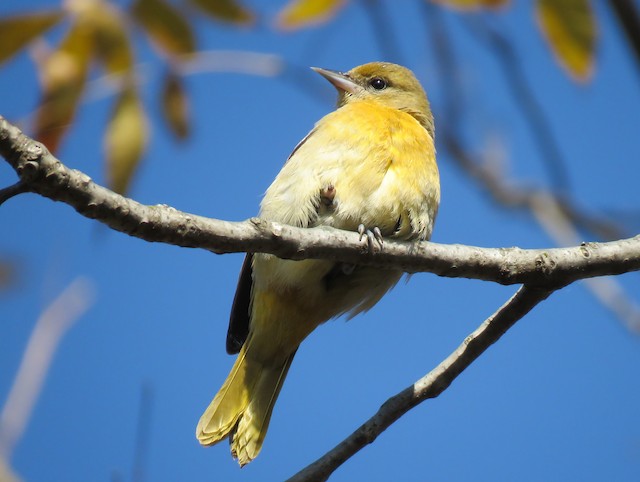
[536,0,597,81]
[104,85,148,194]
[33,0,135,152]
[0,11,65,66]
[131,0,196,58]
[33,18,94,152]
[188,0,254,25]
[162,71,190,140]
[277,0,347,30]
[84,1,134,74]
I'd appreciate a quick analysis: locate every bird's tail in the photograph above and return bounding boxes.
[196,337,295,466]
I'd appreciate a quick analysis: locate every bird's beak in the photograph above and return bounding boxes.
[311,67,361,94]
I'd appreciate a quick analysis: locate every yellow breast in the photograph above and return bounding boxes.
[314,100,439,240]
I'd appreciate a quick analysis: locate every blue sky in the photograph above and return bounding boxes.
[1,1,640,481]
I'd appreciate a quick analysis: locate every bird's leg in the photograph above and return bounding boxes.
[358,224,384,252]
[320,184,336,207]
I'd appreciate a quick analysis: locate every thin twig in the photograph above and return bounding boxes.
[132,383,154,482]
[287,285,554,482]
[362,0,404,64]
[424,5,626,240]
[530,192,640,331]
[422,5,638,331]
[0,181,29,205]
[423,2,461,125]
[461,16,572,194]
[442,133,626,240]
[0,277,95,460]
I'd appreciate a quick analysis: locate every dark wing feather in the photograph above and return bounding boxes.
[226,254,253,354]
[225,128,318,353]
[285,127,316,164]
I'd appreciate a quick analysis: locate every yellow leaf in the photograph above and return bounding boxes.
[536,0,597,81]
[277,0,347,30]
[188,0,254,25]
[104,85,148,194]
[34,18,93,152]
[33,1,134,152]
[84,1,134,74]
[131,0,196,58]
[0,11,65,66]
[162,72,190,139]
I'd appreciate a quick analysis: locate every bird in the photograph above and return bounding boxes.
[196,62,440,466]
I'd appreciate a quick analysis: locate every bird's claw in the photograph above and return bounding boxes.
[372,227,383,245]
[358,224,384,252]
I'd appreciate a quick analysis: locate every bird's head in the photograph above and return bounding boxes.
[312,62,434,138]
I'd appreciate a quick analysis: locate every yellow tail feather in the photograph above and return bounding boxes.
[196,338,295,466]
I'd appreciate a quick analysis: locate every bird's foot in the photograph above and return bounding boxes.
[358,224,384,252]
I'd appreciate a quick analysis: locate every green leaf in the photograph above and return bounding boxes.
[277,0,347,30]
[104,85,148,194]
[0,11,65,66]
[162,71,190,139]
[536,0,597,81]
[188,0,254,25]
[131,0,196,57]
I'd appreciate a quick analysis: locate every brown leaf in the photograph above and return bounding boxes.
[33,18,93,152]
[0,11,65,66]
[104,85,148,194]
[131,0,196,58]
[0,258,18,291]
[536,0,597,82]
[162,72,190,140]
[188,0,254,26]
[277,0,347,30]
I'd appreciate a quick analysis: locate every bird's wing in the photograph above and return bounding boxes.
[225,127,325,354]
[226,253,253,354]
[285,127,317,165]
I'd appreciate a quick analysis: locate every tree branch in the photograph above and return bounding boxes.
[1,115,640,287]
[421,7,639,330]
[286,284,554,482]
[0,181,29,206]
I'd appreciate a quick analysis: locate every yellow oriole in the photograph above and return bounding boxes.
[196,62,440,466]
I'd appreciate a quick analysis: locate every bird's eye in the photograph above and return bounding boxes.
[369,77,387,90]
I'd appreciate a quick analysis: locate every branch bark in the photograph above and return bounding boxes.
[1,115,640,288]
[287,285,554,482]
